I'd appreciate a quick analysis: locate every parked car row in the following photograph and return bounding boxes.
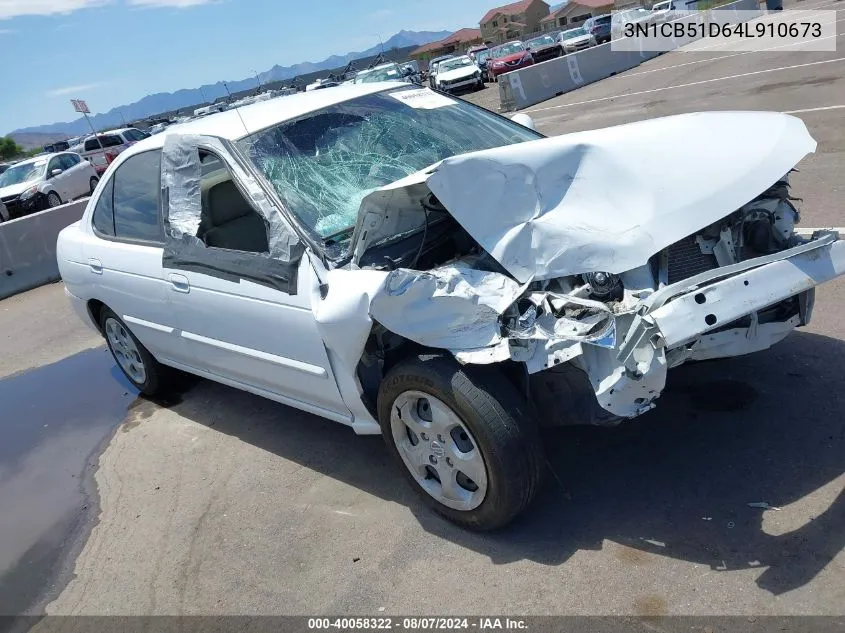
[461,4,674,83]
[0,151,99,221]
[69,127,151,175]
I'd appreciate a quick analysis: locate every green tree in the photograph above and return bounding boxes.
[0,136,24,160]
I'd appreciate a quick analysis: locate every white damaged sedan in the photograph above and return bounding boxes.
[58,83,845,529]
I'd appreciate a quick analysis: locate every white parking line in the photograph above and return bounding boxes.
[783,104,845,114]
[528,57,845,114]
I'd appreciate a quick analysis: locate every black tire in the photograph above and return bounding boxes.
[89,176,99,194]
[46,191,62,208]
[99,307,169,396]
[378,354,543,530]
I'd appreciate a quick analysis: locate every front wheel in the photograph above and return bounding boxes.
[89,176,99,194]
[378,354,543,530]
[46,191,62,208]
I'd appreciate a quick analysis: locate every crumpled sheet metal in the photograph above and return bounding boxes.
[426,111,816,284]
[369,264,523,350]
[161,133,303,263]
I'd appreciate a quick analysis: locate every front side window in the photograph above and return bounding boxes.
[238,88,540,248]
[111,151,162,242]
[58,154,77,170]
[47,157,63,175]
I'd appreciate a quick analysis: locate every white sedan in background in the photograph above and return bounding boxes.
[433,56,483,93]
[0,152,98,220]
[58,83,845,530]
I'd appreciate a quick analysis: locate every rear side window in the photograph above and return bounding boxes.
[84,135,124,151]
[111,151,162,242]
[101,135,124,148]
[123,129,148,142]
[92,177,115,236]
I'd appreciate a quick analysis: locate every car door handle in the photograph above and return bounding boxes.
[88,258,103,274]
[169,273,190,293]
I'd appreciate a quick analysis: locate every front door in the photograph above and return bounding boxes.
[160,135,351,423]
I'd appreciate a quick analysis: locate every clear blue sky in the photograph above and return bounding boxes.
[0,0,502,135]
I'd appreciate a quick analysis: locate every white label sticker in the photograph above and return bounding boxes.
[389,88,456,109]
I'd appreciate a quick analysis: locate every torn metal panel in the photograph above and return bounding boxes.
[648,239,845,349]
[369,264,524,350]
[425,112,816,284]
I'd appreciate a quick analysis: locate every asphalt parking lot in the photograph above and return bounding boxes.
[2,0,843,618]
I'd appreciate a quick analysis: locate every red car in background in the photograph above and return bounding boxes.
[487,41,534,80]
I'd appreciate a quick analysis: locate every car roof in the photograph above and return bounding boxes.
[121,83,409,157]
[10,153,60,167]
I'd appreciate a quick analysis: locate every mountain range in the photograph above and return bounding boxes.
[8,30,451,143]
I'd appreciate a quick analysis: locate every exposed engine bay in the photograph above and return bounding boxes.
[310,111,845,429]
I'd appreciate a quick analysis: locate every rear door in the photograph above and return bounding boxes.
[83,149,189,365]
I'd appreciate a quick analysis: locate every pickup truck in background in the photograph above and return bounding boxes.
[75,128,150,176]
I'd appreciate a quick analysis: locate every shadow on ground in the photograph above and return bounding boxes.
[149,331,845,596]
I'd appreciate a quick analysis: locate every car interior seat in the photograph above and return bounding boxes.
[198,179,269,253]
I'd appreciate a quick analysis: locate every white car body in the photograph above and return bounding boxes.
[651,0,676,20]
[434,56,482,92]
[560,28,597,53]
[0,152,97,218]
[57,83,845,525]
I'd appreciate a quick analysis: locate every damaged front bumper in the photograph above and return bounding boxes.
[603,232,845,418]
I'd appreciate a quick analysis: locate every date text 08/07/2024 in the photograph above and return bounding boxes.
[307,618,529,630]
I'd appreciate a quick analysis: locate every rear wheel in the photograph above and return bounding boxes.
[378,354,543,530]
[89,176,99,194]
[100,307,169,396]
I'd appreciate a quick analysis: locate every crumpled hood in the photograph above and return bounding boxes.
[437,66,479,82]
[0,182,32,198]
[425,111,816,284]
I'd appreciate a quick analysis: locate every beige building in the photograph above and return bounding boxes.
[479,0,551,44]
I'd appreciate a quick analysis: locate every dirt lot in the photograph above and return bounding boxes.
[1,0,843,618]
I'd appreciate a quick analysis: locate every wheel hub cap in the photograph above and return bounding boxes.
[390,390,488,511]
[105,318,146,385]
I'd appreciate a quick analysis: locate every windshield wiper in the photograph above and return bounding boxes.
[323,226,355,244]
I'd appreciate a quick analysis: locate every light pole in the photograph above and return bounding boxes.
[252,69,262,92]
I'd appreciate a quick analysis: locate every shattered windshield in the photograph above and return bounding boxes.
[0,161,46,187]
[439,57,475,72]
[238,87,540,244]
[356,65,402,83]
